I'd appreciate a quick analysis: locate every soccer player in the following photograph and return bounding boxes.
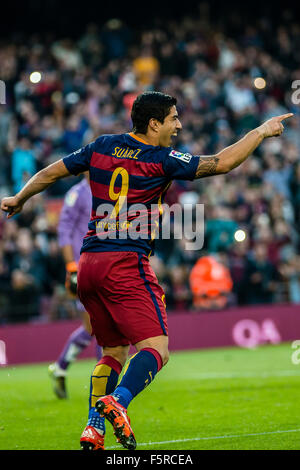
[1,92,293,451]
[48,173,102,399]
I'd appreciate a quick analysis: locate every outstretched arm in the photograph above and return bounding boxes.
[195,113,293,179]
[1,159,70,218]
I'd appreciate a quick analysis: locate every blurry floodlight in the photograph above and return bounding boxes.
[254,77,266,89]
[234,229,246,242]
[65,92,80,105]
[30,71,42,84]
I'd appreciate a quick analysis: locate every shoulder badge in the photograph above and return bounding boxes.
[169,150,192,163]
[72,147,83,156]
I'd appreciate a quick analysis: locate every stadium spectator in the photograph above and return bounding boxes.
[7,228,46,321]
[132,46,160,86]
[228,238,249,305]
[205,205,238,254]
[190,255,233,310]
[278,254,300,303]
[166,264,192,311]
[11,136,37,193]
[244,242,279,304]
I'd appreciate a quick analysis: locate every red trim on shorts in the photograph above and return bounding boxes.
[97,355,123,375]
[141,347,163,372]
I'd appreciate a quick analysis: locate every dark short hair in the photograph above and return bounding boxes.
[131,91,177,134]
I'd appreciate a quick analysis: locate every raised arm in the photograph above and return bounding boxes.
[1,159,70,218]
[194,113,293,179]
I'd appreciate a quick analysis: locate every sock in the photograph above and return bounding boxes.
[112,348,163,409]
[87,355,122,434]
[57,326,92,371]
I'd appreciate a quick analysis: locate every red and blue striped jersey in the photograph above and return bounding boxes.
[62,132,200,257]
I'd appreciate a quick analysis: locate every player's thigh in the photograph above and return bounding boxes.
[79,292,129,348]
[77,253,130,347]
[101,253,168,346]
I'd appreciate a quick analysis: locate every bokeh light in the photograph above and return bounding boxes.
[254,77,266,89]
[29,71,42,84]
[234,229,246,242]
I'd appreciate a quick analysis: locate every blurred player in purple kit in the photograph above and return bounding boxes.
[1,92,293,451]
[48,173,101,399]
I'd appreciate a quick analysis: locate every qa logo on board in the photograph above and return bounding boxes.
[0,340,7,365]
[232,318,281,348]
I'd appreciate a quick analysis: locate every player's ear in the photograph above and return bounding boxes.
[149,118,160,133]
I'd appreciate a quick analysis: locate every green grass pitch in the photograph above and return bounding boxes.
[0,343,299,450]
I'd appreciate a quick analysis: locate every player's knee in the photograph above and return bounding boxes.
[161,349,169,367]
[102,345,130,368]
[145,346,169,368]
[135,335,169,369]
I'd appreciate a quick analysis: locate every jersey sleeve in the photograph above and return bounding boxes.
[162,149,200,181]
[62,141,95,175]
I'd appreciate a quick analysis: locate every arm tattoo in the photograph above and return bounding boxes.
[195,156,220,178]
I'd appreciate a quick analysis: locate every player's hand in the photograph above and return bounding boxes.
[65,261,78,296]
[1,196,23,218]
[257,113,294,138]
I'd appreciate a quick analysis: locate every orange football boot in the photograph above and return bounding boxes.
[80,425,105,451]
[96,395,136,450]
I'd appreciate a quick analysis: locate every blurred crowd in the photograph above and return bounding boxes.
[1,4,300,324]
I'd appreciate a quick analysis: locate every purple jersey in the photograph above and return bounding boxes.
[57,178,91,262]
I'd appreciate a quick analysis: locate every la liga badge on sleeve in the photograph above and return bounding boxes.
[169,150,192,163]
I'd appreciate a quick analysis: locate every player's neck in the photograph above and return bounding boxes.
[132,132,159,147]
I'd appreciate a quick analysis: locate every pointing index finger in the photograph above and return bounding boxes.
[277,113,294,121]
